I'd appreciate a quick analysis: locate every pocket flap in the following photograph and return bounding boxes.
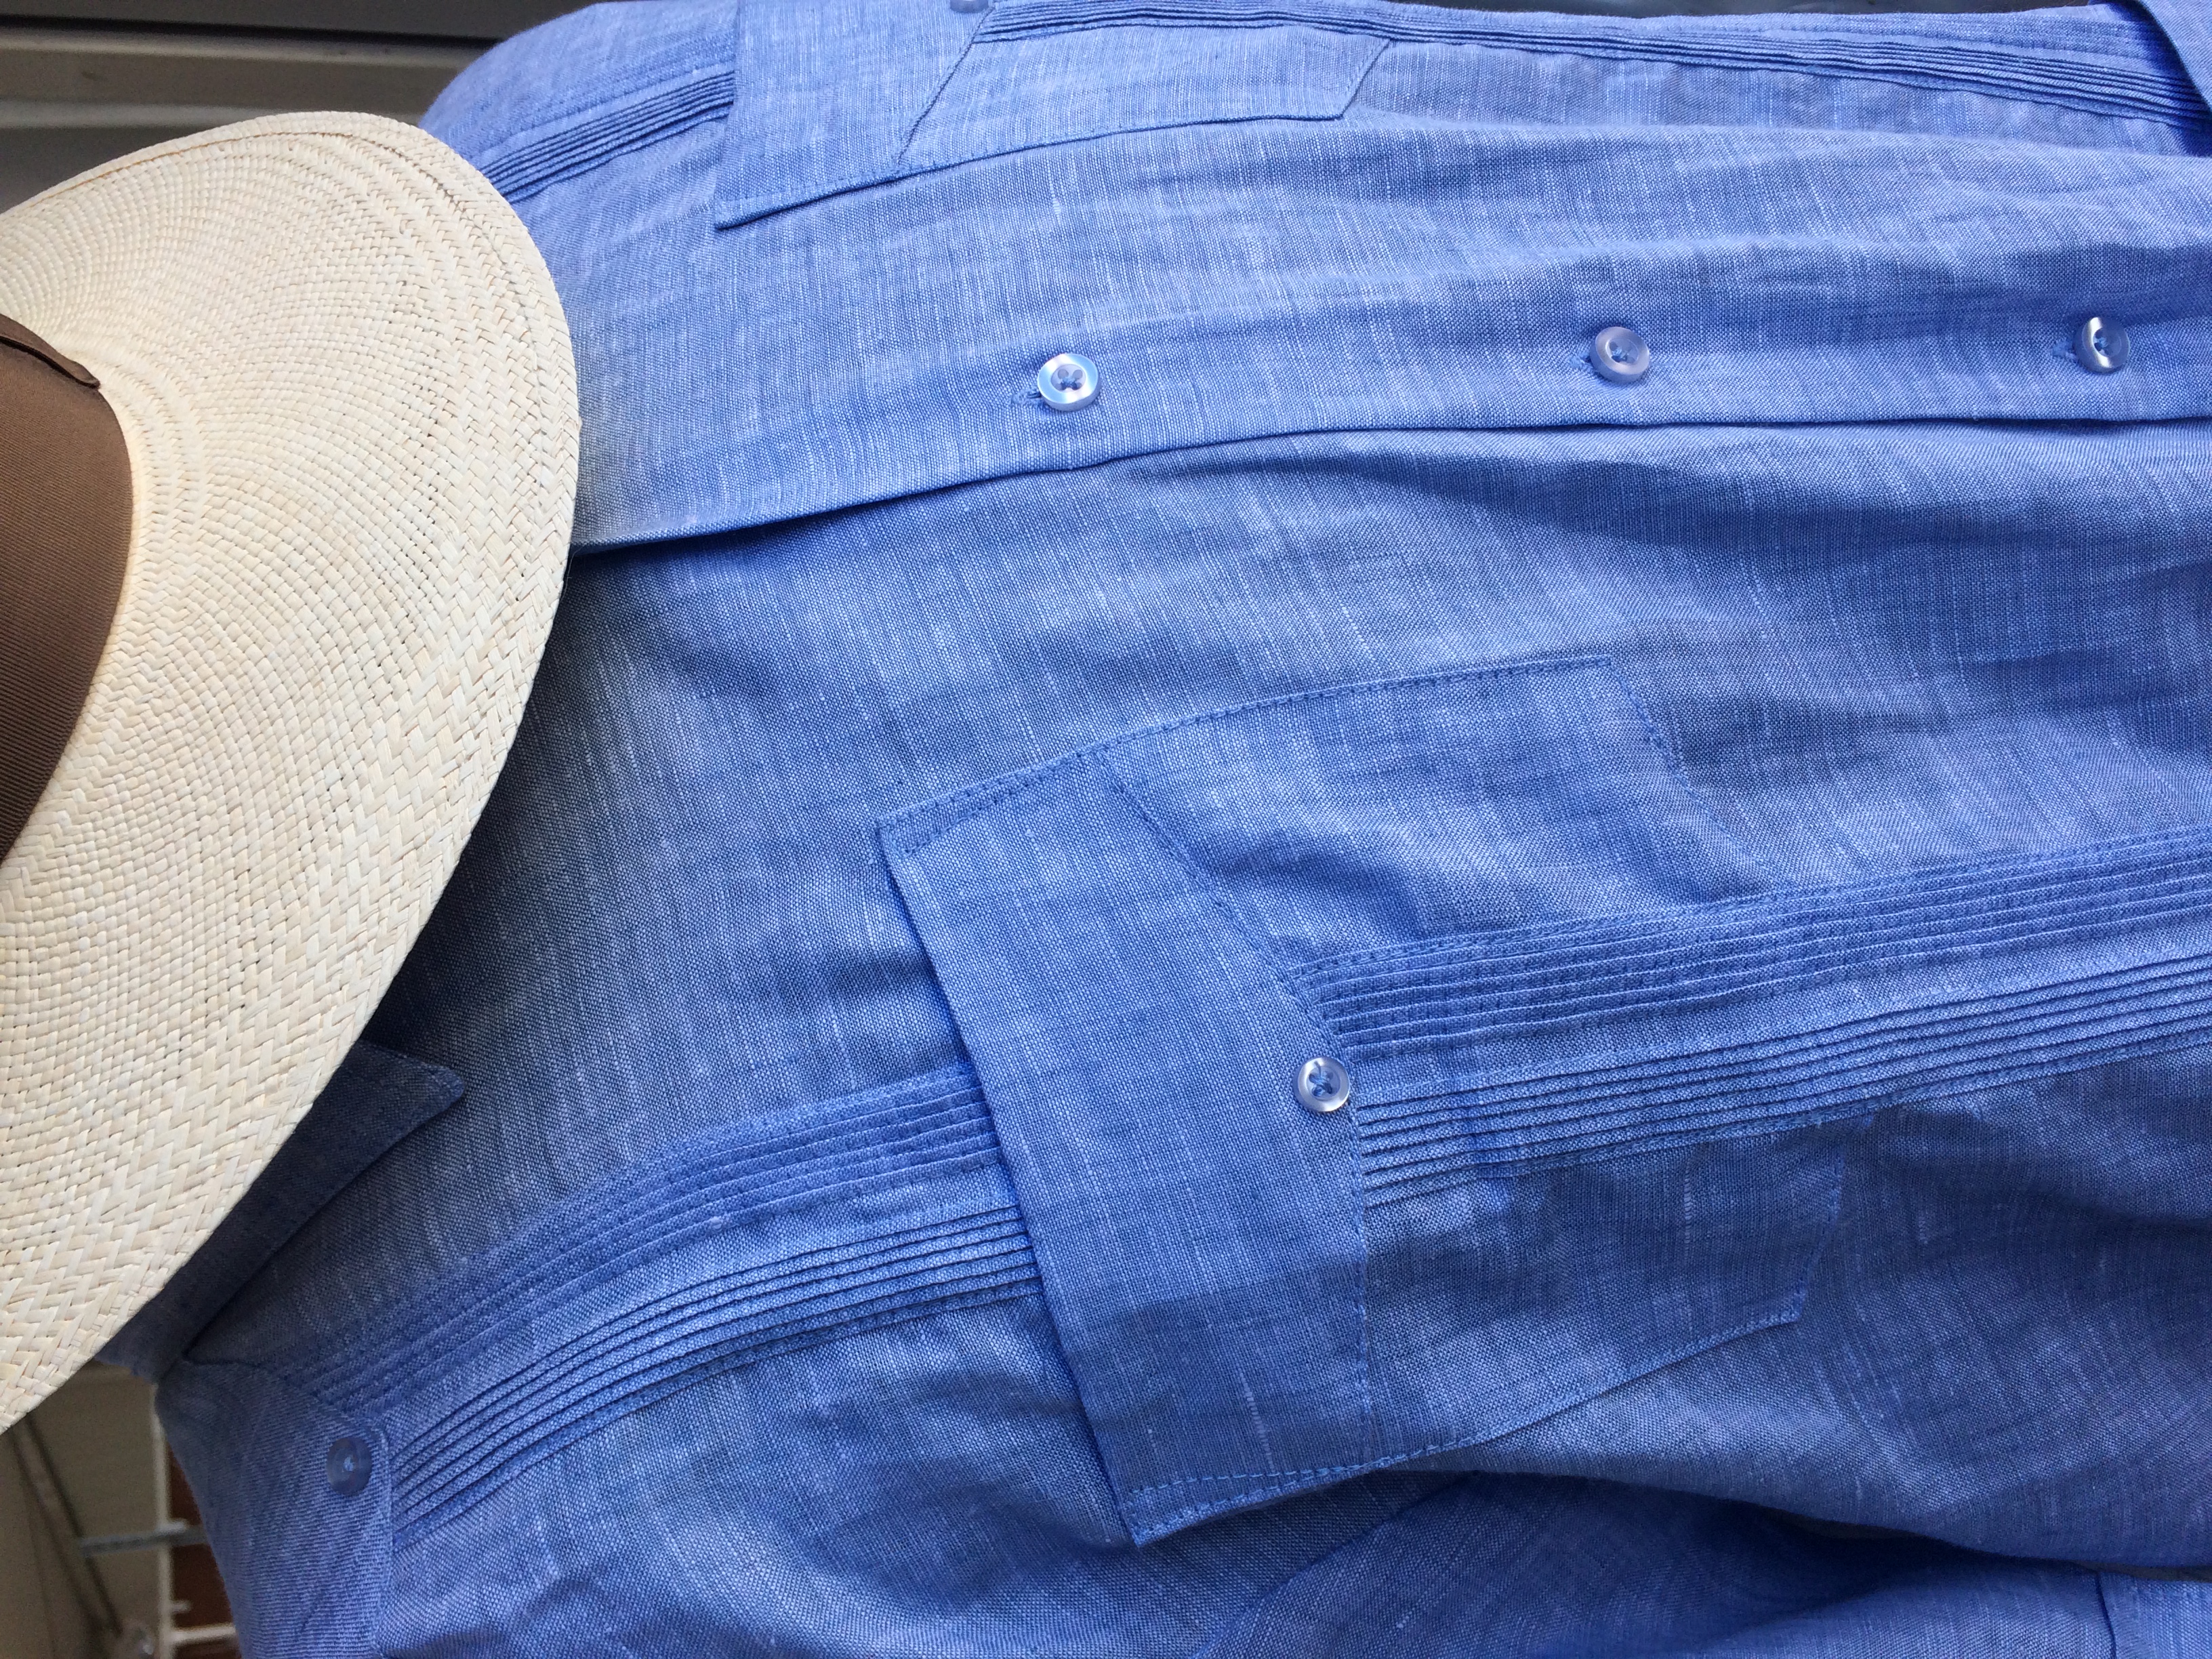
[883,660,2212,1540]
[101,1042,465,1382]
[712,0,1380,227]
[881,661,1791,1540]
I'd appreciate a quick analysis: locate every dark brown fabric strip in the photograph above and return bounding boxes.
[0,313,99,388]
[0,314,132,861]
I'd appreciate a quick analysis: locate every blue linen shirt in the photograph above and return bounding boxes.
[104,0,2212,1650]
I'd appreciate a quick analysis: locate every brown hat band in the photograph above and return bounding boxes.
[1,314,133,861]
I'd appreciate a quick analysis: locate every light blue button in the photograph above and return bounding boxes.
[2073,316,2129,373]
[327,1436,373,1497]
[1296,1056,1352,1114]
[1590,325,1651,386]
[1037,352,1099,411]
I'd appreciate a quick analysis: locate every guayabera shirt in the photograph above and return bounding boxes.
[110,0,2212,1650]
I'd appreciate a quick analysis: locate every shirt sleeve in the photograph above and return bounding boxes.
[882,657,2212,1542]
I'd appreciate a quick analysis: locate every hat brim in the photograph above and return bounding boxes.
[0,115,577,1425]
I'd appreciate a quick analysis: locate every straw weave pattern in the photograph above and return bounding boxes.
[0,115,578,1426]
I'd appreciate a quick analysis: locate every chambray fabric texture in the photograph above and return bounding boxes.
[100,0,2212,1650]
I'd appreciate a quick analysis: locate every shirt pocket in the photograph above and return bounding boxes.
[712,0,1383,227]
[880,656,2212,1542]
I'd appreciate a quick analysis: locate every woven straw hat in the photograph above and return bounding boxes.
[0,115,578,1427]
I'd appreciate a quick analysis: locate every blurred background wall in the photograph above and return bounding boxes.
[3,1365,173,1659]
[1,10,587,1656]
[1,2,583,209]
